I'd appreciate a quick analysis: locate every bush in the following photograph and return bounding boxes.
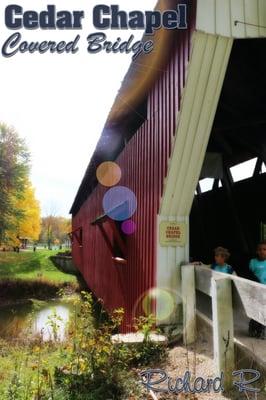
[54,292,142,399]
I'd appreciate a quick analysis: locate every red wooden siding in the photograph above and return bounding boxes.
[72,3,196,332]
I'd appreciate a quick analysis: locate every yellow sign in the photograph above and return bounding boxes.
[159,221,186,247]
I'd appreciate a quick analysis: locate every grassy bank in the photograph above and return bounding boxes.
[0,250,80,303]
[0,293,166,400]
[0,250,77,282]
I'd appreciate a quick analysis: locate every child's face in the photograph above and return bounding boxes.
[215,254,226,265]
[257,244,266,260]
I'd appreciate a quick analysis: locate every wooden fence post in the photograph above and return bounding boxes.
[211,277,235,390]
[181,265,196,345]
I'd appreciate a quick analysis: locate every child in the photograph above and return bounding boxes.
[248,241,266,339]
[211,246,234,274]
[249,241,266,284]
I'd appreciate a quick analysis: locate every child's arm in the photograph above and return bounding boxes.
[249,259,255,272]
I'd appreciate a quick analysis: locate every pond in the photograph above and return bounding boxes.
[0,298,75,341]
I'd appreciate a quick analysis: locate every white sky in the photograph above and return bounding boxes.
[0,0,156,217]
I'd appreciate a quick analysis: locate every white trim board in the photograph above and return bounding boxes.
[156,32,233,324]
[196,0,266,38]
[161,32,233,217]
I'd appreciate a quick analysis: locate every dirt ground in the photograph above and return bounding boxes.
[143,333,266,400]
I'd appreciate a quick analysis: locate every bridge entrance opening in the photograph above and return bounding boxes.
[190,38,266,280]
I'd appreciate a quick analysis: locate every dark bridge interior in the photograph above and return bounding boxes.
[190,38,266,280]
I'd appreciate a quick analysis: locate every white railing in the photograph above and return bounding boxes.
[181,265,266,389]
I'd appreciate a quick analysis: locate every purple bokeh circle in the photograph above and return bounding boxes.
[103,186,137,221]
[121,220,136,235]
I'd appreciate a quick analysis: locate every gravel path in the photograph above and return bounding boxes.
[142,333,266,400]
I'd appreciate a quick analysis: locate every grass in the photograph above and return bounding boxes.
[0,250,77,283]
[0,250,80,303]
[0,339,70,399]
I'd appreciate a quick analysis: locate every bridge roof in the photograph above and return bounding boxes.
[70,0,194,215]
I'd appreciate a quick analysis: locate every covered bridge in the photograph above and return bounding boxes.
[70,0,266,332]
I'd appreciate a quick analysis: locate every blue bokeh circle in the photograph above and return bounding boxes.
[103,186,137,221]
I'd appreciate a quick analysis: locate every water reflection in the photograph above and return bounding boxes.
[0,300,73,341]
[33,305,70,341]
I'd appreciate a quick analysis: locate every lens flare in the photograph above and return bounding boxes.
[134,288,176,323]
[103,186,137,221]
[96,161,122,187]
[121,220,136,235]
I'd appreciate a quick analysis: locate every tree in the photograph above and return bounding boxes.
[15,181,41,244]
[0,123,30,244]
[40,216,71,249]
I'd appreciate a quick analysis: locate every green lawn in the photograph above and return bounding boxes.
[0,250,77,284]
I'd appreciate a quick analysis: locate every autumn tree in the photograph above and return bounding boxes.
[40,216,71,248]
[13,181,41,245]
[0,123,30,244]
[0,123,41,247]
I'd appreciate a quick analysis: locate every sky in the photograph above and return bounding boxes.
[0,0,156,217]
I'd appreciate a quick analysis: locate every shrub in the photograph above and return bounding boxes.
[131,314,168,367]
[54,292,143,399]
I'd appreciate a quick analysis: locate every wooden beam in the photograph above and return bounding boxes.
[70,227,83,246]
[182,265,196,345]
[222,161,234,187]
[195,265,266,324]
[232,277,266,325]
[196,183,202,195]
[109,219,127,257]
[91,214,108,225]
[253,158,263,177]
[211,277,235,390]
[212,178,220,190]
[195,265,212,296]
[98,224,115,256]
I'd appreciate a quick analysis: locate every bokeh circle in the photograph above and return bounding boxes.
[103,186,137,221]
[133,288,177,323]
[96,161,122,187]
[121,220,136,235]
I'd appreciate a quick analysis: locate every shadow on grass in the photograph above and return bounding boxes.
[0,278,80,303]
[0,252,42,278]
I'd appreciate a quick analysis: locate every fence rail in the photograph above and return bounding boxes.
[181,264,266,389]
